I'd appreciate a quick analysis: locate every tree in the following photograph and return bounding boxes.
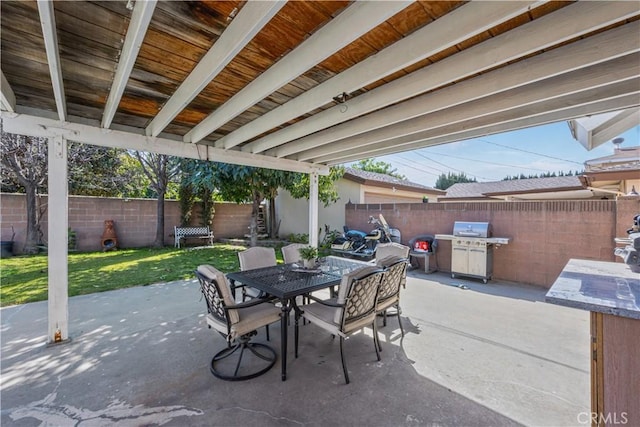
[131,151,180,248]
[188,162,344,246]
[1,132,48,253]
[502,170,582,180]
[434,172,477,190]
[1,129,135,252]
[352,158,405,179]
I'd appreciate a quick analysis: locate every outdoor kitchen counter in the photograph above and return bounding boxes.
[546,259,639,427]
[545,258,639,319]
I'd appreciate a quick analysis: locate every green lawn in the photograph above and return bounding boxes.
[0,244,284,307]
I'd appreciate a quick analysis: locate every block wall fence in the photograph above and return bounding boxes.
[346,197,640,288]
[0,193,253,253]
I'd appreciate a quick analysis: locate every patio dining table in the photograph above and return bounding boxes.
[227,256,370,381]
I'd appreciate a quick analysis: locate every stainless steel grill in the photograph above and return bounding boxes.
[435,221,510,283]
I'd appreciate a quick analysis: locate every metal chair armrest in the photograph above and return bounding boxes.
[306,294,344,307]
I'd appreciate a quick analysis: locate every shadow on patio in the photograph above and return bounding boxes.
[1,273,589,426]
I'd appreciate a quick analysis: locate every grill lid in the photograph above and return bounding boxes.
[453,221,492,238]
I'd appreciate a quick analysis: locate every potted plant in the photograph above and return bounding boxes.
[298,246,318,269]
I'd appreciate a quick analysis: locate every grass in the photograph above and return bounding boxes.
[0,244,284,307]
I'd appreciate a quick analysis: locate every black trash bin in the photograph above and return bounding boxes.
[1,241,14,258]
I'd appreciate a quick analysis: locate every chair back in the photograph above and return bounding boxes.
[195,265,239,328]
[335,266,385,326]
[238,247,277,271]
[376,255,408,303]
[281,243,307,264]
[375,242,410,260]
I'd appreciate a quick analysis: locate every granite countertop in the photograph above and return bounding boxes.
[546,259,640,320]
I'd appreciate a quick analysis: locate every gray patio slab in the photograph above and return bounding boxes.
[1,271,589,426]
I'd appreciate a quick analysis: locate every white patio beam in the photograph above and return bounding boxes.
[184,0,413,144]
[306,55,639,161]
[145,1,285,137]
[591,108,640,148]
[308,172,319,248]
[37,0,66,121]
[0,70,16,112]
[0,112,329,175]
[226,0,541,153]
[320,85,640,164]
[47,133,69,344]
[324,92,640,165]
[267,1,640,159]
[582,107,640,150]
[292,21,640,161]
[102,0,157,129]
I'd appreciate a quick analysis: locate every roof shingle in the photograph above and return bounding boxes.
[442,176,584,199]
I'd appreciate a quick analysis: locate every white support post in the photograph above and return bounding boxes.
[48,135,69,344]
[308,172,319,248]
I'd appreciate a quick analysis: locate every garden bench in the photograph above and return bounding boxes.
[174,226,214,248]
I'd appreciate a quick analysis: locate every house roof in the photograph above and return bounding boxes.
[1,2,638,174]
[584,146,640,170]
[441,176,585,200]
[343,167,444,194]
[581,146,640,184]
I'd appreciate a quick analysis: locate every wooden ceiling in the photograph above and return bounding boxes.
[1,1,639,173]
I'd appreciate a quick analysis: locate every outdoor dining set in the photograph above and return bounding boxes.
[194,242,411,384]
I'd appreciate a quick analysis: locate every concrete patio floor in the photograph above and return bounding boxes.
[1,270,590,426]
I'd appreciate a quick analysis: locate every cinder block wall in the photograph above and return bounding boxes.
[346,198,640,288]
[0,194,252,253]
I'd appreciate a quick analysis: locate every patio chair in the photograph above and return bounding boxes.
[373,242,410,261]
[372,243,409,290]
[195,265,281,381]
[281,243,307,264]
[374,255,408,348]
[237,247,277,300]
[296,265,386,384]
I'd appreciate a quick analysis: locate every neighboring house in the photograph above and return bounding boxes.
[440,145,640,201]
[440,176,594,201]
[275,167,443,237]
[580,145,640,197]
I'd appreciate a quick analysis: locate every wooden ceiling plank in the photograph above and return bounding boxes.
[270,1,640,159]
[1,70,16,112]
[146,1,285,137]
[1,112,329,175]
[323,91,640,165]
[37,0,66,121]
[294,21,640,161]
[235,1,539,155]
[185,0,413,145]
[307,58,639,162]
[102,0,157,129]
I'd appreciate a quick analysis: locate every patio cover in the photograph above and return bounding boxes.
[1,1,639,343]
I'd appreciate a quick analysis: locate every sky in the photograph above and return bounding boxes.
[365,122,640,188]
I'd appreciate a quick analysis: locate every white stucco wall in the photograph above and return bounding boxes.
[275,178,361,239]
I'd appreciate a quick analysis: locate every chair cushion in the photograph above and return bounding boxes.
[303,302,377,337]
[238,247,277,270]
[376,295,399,312]
[281,243,306,264]
[302,302,342,336]
[231,303,281,339]
[197,264,239,324]
[375,243,410,261]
